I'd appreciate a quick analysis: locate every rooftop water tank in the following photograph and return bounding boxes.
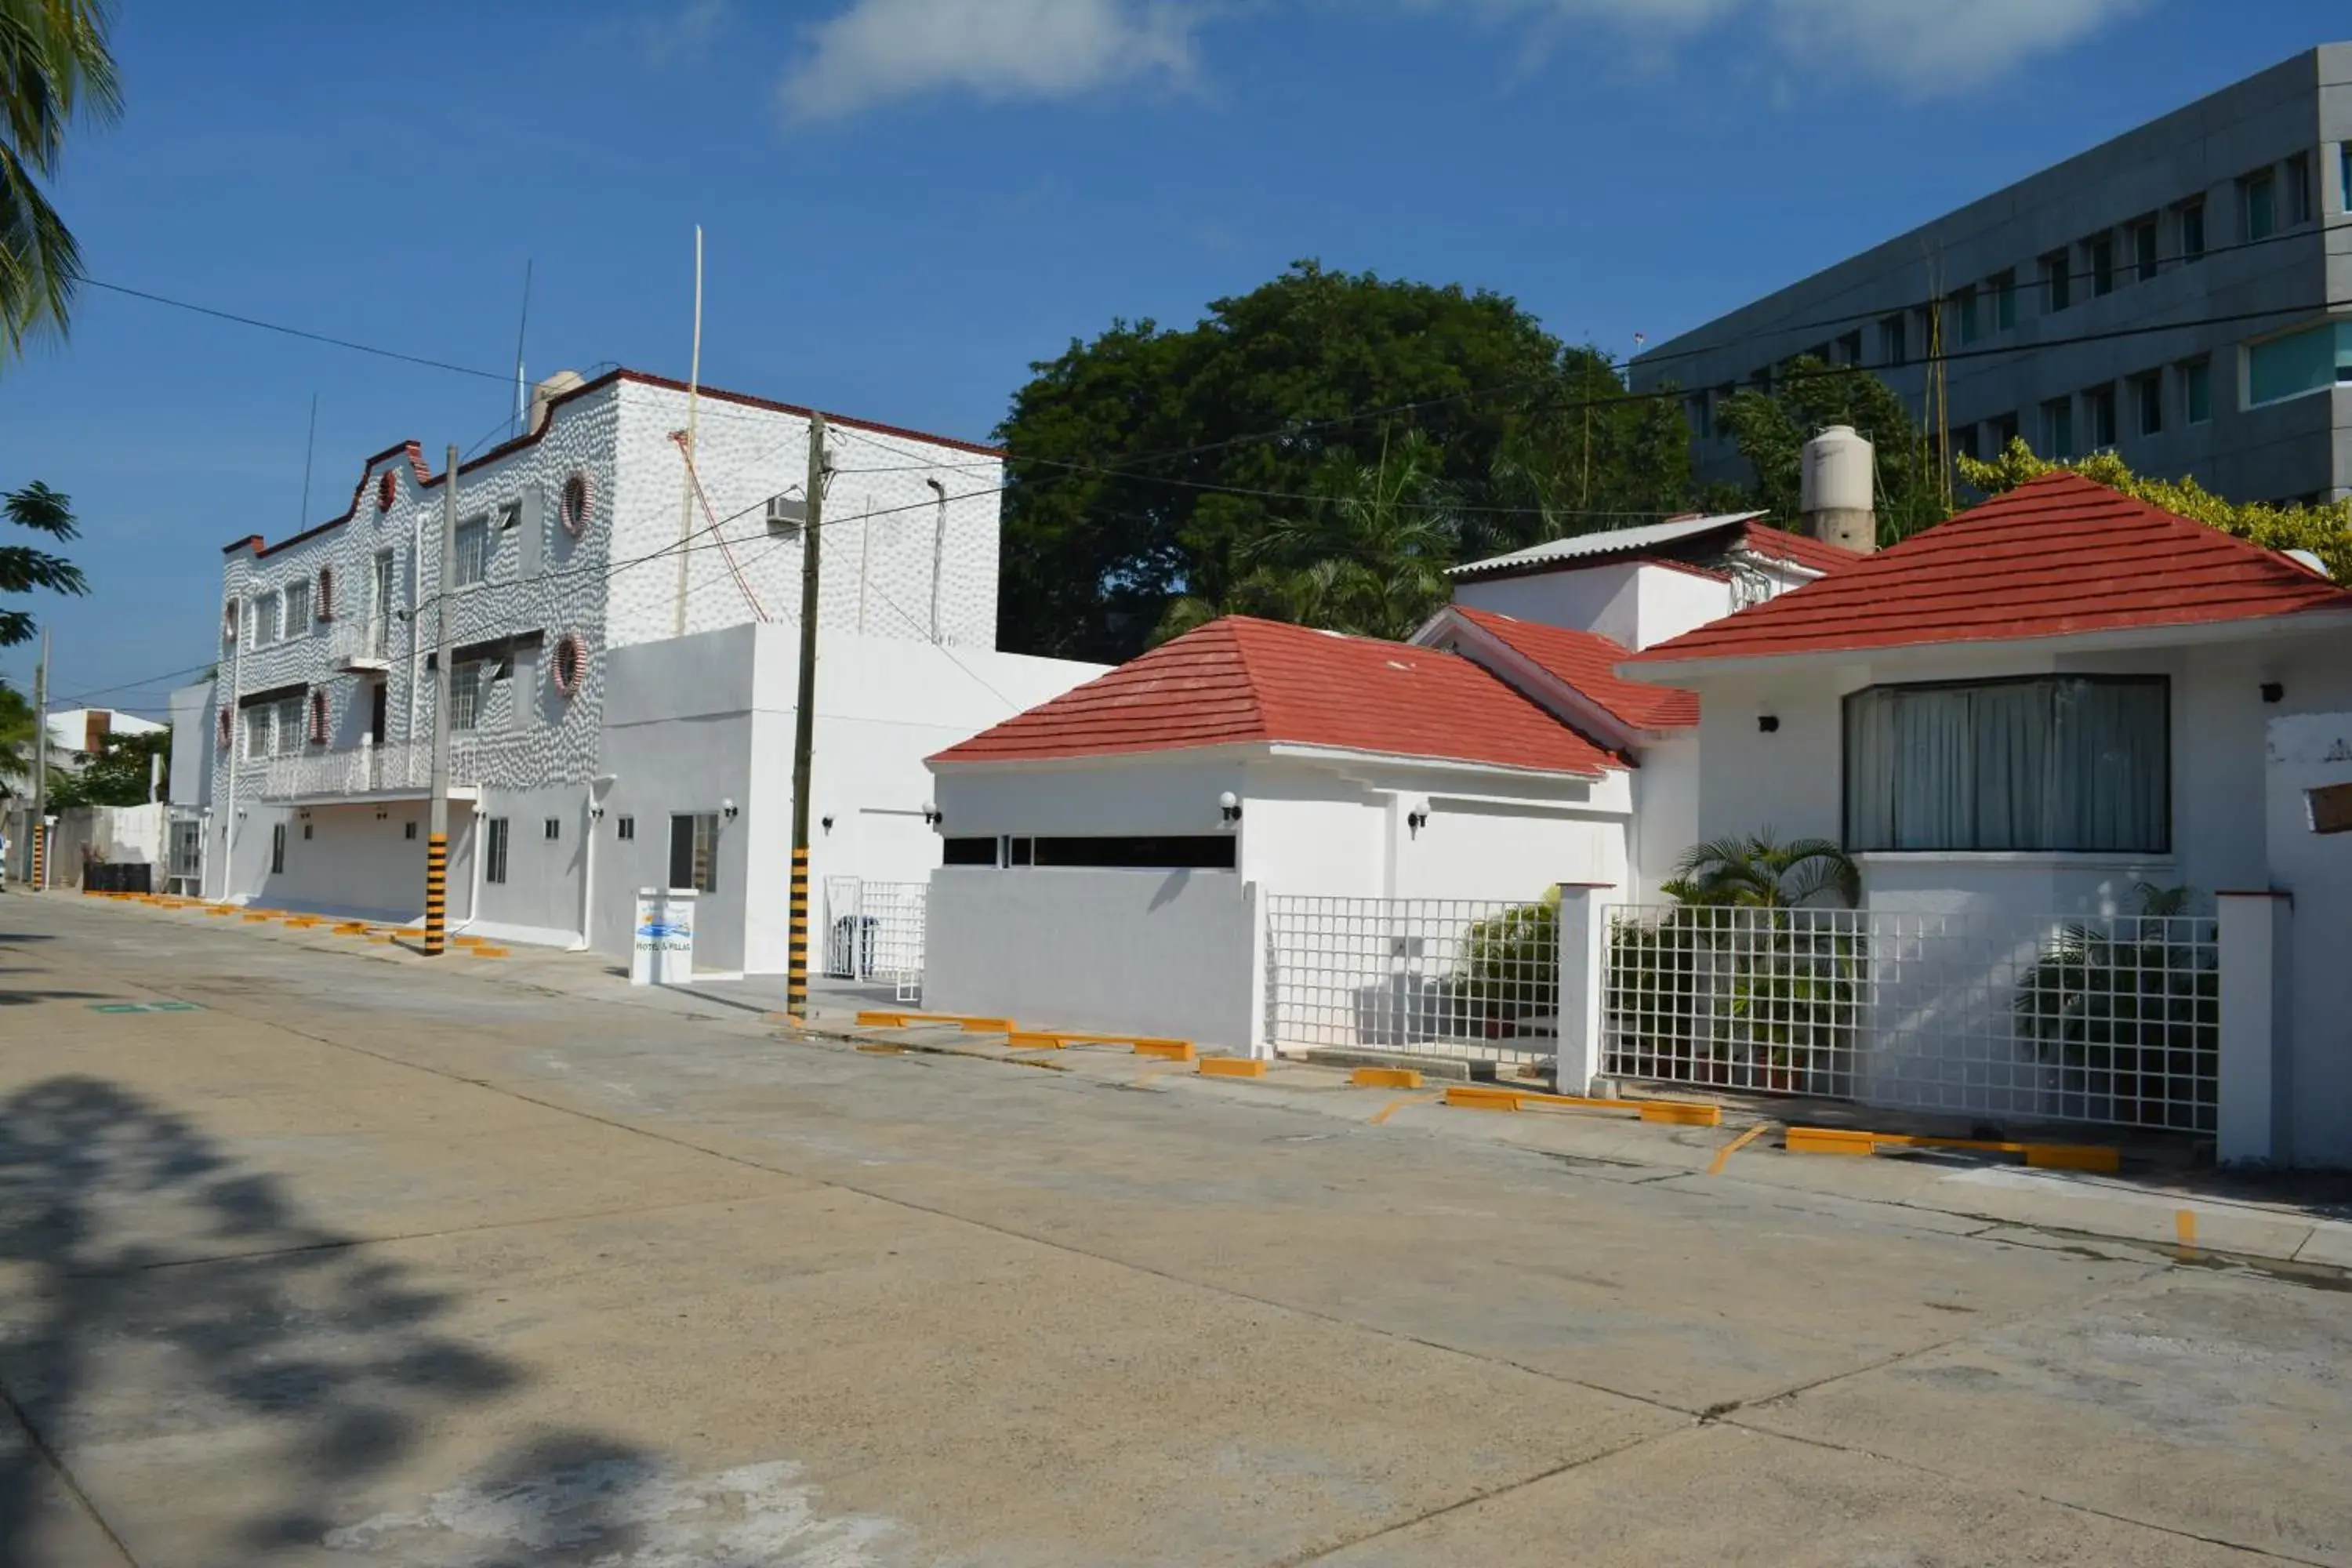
[1799,425,1876,554]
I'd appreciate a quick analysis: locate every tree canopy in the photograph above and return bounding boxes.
[46,723,165,808]
[2,0,121,361]
[993,262,1691,662]
[2,477,86,647]
[1711,356,1948,546]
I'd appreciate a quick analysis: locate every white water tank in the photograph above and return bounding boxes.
[526,369,588,437]
[1800,425,1876,554]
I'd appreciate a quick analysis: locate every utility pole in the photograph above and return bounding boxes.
[30,628,48,891]
[786,414,826,1018]
[425,445,458,956]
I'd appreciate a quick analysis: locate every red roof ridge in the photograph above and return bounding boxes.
[1446,606,1699,731]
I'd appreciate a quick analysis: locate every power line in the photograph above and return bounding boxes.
[82,279,510,383]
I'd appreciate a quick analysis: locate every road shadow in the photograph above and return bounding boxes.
[0,1076,688,1565]
[0,992,108,1007]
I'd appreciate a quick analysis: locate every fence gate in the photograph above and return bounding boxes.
[822,877,927,1004]
[1599,903,2217,1134]
[1265,895,1557,1072]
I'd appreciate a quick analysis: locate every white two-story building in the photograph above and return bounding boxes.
[170,368,1103,975]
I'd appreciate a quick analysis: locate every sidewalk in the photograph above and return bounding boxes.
[76,891,2352,1277]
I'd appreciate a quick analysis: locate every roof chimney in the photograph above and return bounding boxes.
[526,369,587,437]
[1800,425,1876,554]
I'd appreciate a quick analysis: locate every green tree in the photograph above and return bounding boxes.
[1664,832,1862,909]
[1714,358,1949,545]
[994,261,1691,661]
[0,678,49,797]
[1958,438,2352,583]
[45,722,164,808]
[2,477,86,646]
[2,0,122,359]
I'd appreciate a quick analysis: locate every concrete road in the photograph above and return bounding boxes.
[3,896,2347,1567]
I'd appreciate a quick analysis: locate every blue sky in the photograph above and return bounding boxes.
[2,0,2341,712]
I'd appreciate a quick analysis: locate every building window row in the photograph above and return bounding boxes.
[1962,356,2209,465]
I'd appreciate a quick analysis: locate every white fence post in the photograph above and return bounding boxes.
[1555,884,1608,1095]
[2216,891,2292,1167]
[1244,880,1270,1060]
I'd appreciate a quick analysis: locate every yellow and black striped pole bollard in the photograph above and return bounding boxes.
[423,833,448,955]
[29,827,43,894]
[786,845,810,1018]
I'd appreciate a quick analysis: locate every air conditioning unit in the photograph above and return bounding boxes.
[765,495,808,535]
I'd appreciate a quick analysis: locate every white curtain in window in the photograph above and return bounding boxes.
[2051,678,2167,851]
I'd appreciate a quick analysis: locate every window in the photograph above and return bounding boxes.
[302,822,313,840]
[1877,313,1907,367]
[1835,330,1862,365]
[1686,393,1712,440]
[405,821,418,841]
[1951,422,1978,464]
[1980,270,2011,334]
[281,579,310,633]
[1714,379,1736,413]
[616,815,635,841]
[245,706,271,760]
[485,818,510,884]
[2083,383,2117,450]
[2180,356,2212,424]
[254,591,282,647]
[270,823,287,875]
[453,514,491,587]
[2342,143,2352,215]
[2130,218,2158,283]
[2177,199,2205,263]
[1955,286,1980,346]
[2131,369,2165,437]
[2039,397,2074,459]
[2087,234,2115,297]
[2285,151,2313,227]
[2245,321,2352,406]
[2241,169,2277,241]
[1910,307,1932,358]
[1006,837,1036,867]
[2039,250,2071,313]
[450,660,485,731]
[169,820,201,879]
[1029,836,1238,870]
[543,817,561,840]
[1843,677,2169,854]
[669,813,719,892]
[274,696,303,753]
[1987,410,2020,456]
[1749,365,1773,394]
[941,836,996,866]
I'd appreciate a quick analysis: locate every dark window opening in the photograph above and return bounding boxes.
[270,823,287,875]
[544,818,561,841]
[616,815,636,841]
[485,818,509,884]
[669,812,718,893]
[1029,835,1237,870]
[941,836,996,866]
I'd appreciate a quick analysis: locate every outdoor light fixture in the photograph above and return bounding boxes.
[922,802,943,826]
[1758,715,1781,733]
[2260,681,2285,704]
[1218,790,1242,826]
[821,815,834,833]
[590,805,605,822]
[721,798,739,820]
[1405,797,1431,837]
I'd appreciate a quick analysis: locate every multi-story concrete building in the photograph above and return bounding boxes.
[1633,44,2352,506]
[170,368,1102,973]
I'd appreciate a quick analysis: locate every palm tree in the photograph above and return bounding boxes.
[2,0,122,361]
[1664,832,1861,909]
[0,679,63,799]
[3,478,86,647]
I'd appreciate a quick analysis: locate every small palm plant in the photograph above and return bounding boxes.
[2013,884,2216,1131]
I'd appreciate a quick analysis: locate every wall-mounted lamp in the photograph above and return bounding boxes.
[1758,715,1781,733]
[2260,681,2285,705]
[922,802,943,827]
[1405,796,1431,838]
[1218,790,1242,826]
[721,798,739,820]
[590,806,605,822]
[821,814,834,834]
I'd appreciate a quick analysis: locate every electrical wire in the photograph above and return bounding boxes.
[81,279,510,382]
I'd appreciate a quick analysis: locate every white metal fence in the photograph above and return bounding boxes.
[1600,904,2219,1134]
[256,740,479,801]
[823,877,927,1003]
[1265,895,1558,1069]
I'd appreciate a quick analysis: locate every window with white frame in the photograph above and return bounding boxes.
[485,818,510,884]
[254,591,282,646]
[450,660,485,731]
[274,696,303,753]
[1844,676,2169,855]
[669,812,719,893]
[454,514,492,587]
[245,706,271,760]
[281,578,310,633]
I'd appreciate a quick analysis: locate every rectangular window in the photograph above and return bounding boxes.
[2242,169,2277,241]
[2177,199,2205,263]
[1988,410,2020,456]
[2180,356,2212,423]
[1990,270,2016,331]
[1843,676,2169,854]
[453,515,491,587]
[2040,397,2074,459]
[1835,330,1862,365]
[485,818,509,884]
[2245,321,2352,407]
[1006,836,1036,867]
[1686,393,1712,440]
[2285,151,2313,227]
[169,820,201,879]
[2088,234,2115,297]
[449,661,484,731]
[1951,422,1979,464]
[1878,313,1907,366]
[303,823,312,840]
[2039,250,2071,313]
[543,817,561,841]
[941,836,996,866]
[668,812,718,893]
[1955,286,1980,346]
[2132,369,2165,437]
[1749,365,1773,394]
[2128,218,2156,282]
[270,822,287,875]
[245,706,271,760]
[1029,835,1239,871]
[2084,383,2118,450]
[405,821,418,840]
[254,592,282,647]
[616,815,635,840]
[275,696,304,753]
[2342,143,2352,215]
[281,579,310,633]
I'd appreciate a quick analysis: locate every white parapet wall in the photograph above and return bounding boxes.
[924,867,1263,1053]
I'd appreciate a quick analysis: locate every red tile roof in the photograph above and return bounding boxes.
[1626,472,2352,666]
[1730,520,1864,577]
[931,616,1622,775]
[1448,607,1699,729]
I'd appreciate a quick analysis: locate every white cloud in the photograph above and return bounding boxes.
[779,0,1202,122]
[1761,0,2147,98]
